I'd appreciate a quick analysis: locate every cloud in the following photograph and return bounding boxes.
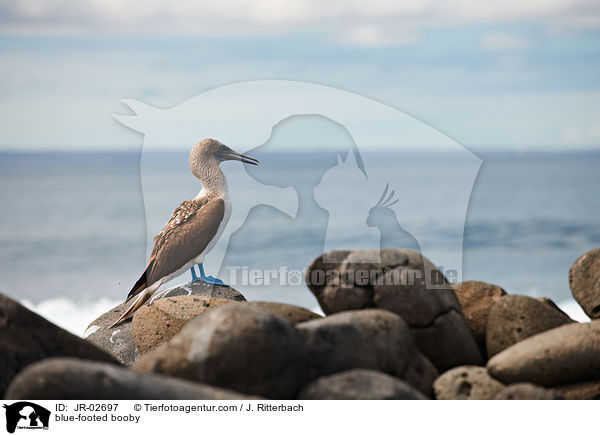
[0,0,599,45]
[481,32,532,51]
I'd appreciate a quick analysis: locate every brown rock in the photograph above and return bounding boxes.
[486,295,573,357]
[569,248,600,319]
[494,383,564,400]
[298,369,427,400]
[487,320,600,386]
[453,281,507,357]
[132,295,238,354]
[248,302,322,324]
[306,249,482,372]
[297,309,438,396]
[537,297,571,319]
[0,294,118,397]
[84,301,138,365]
[5,358,255,400]
[433,365,505,400]
[556,379,600,400]
[134,304,305,399]
[84,280,247,365]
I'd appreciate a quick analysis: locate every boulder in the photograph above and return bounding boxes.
[537,297,571,319]
[494,383,564,400]
[555,379,600,400]
[149,280,247,303]
[453,281,506,357]
[297,309,437,396]
[487,320,600,386]
[486,295,573,357]
[0,295,118,397]
[305,249,481,372]
[298,369,427,400]
[433,365,504,400]
[569,248,600,319]
[247,302,322,324]
[5,358,255,400]
[84,301,139,366]
[134,304,305,399]
[84,280,246,365]
[132,295,239,354]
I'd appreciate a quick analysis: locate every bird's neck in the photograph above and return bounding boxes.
[195,164,228,199]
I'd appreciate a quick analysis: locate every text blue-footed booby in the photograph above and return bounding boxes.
[111,138,258,327]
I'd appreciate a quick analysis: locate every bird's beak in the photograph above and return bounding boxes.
[216,146,259,165]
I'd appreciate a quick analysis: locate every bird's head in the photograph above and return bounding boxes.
[190,138,259,178]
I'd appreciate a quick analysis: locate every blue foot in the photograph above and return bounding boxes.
[201,275,226,286]
[190,266,200,282]
[197,264,226,286]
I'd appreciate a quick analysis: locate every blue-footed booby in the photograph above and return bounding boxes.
[111,138,258,327]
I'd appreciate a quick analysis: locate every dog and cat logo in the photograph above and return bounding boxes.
[2,402,50,433]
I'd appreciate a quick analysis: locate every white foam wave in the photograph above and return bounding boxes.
[557,298,591,323]
[21,297,121,337]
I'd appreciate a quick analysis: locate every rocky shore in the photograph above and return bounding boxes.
[2,247,600,400]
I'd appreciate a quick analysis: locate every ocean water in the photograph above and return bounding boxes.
[1,150,598,335]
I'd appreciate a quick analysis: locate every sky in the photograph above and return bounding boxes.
[0,0,599,151]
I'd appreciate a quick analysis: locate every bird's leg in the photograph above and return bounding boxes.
[198,263,226,286]
[190,265,200,282]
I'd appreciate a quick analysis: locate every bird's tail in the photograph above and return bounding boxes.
[109,281,160,328]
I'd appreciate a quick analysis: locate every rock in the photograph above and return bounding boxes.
[298,369,427,400]
[247,302,322,324]
[149,280,247,303]
[84,301,139,366]
[537,297,571,319]
[134,304,305,399]
[453,281,507,357]
[297,309,437,396]
[305,249,482,372]
[487,320,600,386]
[486,295,573,357]
[556,379,600,400]
[569,248,600,319]
[5,358,255,400]
[0,294,118,397]
[132,295,239,354]
[494,383,564,400]
[323,286,371,312]
[433,366,505,400]
[84,280,246,365]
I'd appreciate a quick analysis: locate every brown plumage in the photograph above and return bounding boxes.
[127,197,225,301]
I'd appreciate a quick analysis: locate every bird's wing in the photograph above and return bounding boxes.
[126,197,225,300]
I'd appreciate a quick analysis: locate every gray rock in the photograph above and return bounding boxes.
[132,295,239,354]
[453,281,507,357]
[487,320,600,386]
[555,379,600,400]
[134,304,305,399]
[247,302,322,324]
[569,248,600,319]
[486,295,573,357]
[298,369,428,400]
[149,280,247,303]
[297,309,438,396]
[494,383,564,400]
[84,280,246,365]
[0,294,118,398]
[433,365,505,400]
[5,358,255,400]
[84,301,139,366]
[305,249,482,372]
